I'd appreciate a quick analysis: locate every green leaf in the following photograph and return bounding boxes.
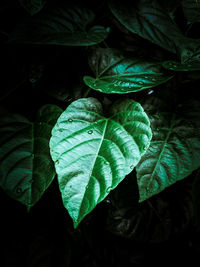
[50,98,152,227]
[0,105,62,208]
[108,0,183,53]
[136,110,200,202]
[19,0,46,15]
[162,60,200,71]
[182,0,200,23]
[83,48,172,94]
[10,4,108,46]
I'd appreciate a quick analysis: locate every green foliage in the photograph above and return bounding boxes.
[10,4,108,46]
[136,106,200,202]
[1,0,200,234]
[0,105,62,208]
[84,48,172,94]
[50,98,152,227]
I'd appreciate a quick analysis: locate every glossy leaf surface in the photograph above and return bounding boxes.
[10,4,108,46]
[0,105,62,208]
[162,60,200,71]
[50,98,152,227]
[136,108,200,202]
[83,48,172,94]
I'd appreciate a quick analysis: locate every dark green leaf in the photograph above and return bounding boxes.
[50,98,152,227]
[0,105,62,208]
[162,60,200,71]
[10,4,108,46]
[182,0,200,23]
[107,172,193,242]
[108,0,183,53]
[83,48,172,94]
[19,0,46,15]
[136,109,200,202]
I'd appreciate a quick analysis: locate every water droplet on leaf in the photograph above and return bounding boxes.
[105,161,109,165]
[68,118,73,122]
[106,187,112,193]
[87,130,93,134]
[130,165,134,169]
[147,89,154,95]
[16,187,22,194]
[55,160,59,164]
[138,81,144,85]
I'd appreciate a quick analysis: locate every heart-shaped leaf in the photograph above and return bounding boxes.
[19,0,46,15]
[108,0,183,53]
[136,108,200,202]
[83,48,172,94]
[182,0,200,23]
[50,98,152,227]
[0,105,62,209]
[10,4,108,46]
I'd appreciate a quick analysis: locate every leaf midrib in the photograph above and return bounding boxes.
[149,114,176,185]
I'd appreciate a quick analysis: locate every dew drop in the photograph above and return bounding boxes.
[130,165,134,169]
[68,118,73,122]
[173,65,177,68]
[138,81,144,85]
[144,76,149,79]
[106,186,112,193]
[59,129,63,132]
[151,77,156,81]
[16,187,22,194]
[55,160,59,164]
[87,130,93,134]
[147,89,154,95]
[169,67,174,70]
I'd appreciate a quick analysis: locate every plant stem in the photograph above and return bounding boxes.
[82,87,91,98]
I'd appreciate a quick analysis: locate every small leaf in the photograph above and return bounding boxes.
[50,98,152,227]
[10,4,108,46]
[182,0,200,23]
[83,48,172,94]
[0,105,62,208]
[19,0,46,15]
[136,109,200,202]
[108,0,183,53]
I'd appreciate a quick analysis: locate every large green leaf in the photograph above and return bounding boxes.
[108,0,183,53]
[182,0,200,23]
[83,48,172,94]
[19,0,46,15]
[50,98,152,227]
[0,105,62,208]
[10,4,108,46]
[136,108,200,202]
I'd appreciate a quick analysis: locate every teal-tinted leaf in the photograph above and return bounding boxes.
[50,98,152,227]
[162,60,200,71]
[136,110,200,202]
[108,0,183,53]
[19,0,46,15]
[0,105,62,208]
[10,4,108,46]
[182,0,200,23]
[176,37,200,64]
[83,48,172,94]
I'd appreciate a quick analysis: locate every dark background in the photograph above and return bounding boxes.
[1,0,200,266]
